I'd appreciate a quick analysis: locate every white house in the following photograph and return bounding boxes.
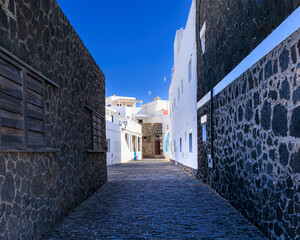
[135,97,170,158]
[105,95,143,165]
[169,0,197,170]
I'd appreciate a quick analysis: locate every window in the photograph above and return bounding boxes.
[91,111,104,150]
[174,98,176,109]
[173,140,176,152]
[202,124,207,142]
[185,131,187,141]
[111,115,114,123]
[181,79,183,94]
[180,138,182,152]
[188,59,192,82]
[0,47,59,151]
[178,87,180,101]
[201,114,207,142]
[189,132,192,152]
[200,22,206,54]
[106,139,111,152]
[138,119,143,124]
[143,136,151,143]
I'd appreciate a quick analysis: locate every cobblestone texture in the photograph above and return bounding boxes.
[46,160,266,240]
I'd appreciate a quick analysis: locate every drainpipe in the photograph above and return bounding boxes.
[210,88,214,161]
[202,41,214,165]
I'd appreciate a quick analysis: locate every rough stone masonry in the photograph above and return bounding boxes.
[0,0,107,239]
[196,1,299,239]
[197,17,300,240]
[142,123,163,158]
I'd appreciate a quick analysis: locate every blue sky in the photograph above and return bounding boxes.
[56,0,192,104]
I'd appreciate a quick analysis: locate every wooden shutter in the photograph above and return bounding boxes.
[92,113,103,150]
[26,72,45,147]
[0,56,25,147]
[0,47,59,151]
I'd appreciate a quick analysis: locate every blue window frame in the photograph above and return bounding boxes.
[189,132,192,152]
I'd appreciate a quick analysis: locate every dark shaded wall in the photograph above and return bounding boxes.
[0,0,106,239]
[196,1,300,239]
[196,0,299,100]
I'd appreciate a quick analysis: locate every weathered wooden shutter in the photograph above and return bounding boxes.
[0,56,25,147]
[86,105,105,152]
[0,47,59,151]
[92,112,103,150]
[26,72,45,147]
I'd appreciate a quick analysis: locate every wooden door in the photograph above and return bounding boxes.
[155,139,160,155]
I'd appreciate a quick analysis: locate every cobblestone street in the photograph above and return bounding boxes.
[46,160,266,240]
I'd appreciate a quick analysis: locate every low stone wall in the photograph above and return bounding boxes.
[0,1,107,239]
[170,159,198,178]
[197,30,300,239]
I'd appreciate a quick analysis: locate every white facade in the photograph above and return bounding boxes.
[169,0,197,169]
[135,97,170,157]
[105,95,142,165]
[106,120,121,165]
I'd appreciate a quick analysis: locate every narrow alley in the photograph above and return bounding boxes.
[46,160,266,240]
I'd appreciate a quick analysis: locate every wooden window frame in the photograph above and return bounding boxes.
[86,106,106,153]
[0,47,60,153]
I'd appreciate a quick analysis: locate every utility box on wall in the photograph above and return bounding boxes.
[208,154,213,168]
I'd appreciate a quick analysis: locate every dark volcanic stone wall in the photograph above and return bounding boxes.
[0,0,106,239]
[197,30,300,239]
[196,0,299,100]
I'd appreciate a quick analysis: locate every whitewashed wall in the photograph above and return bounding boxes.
[106,120,121,165]
[169,0,198,169]
[106,120,142,165]
[120,130,142,163]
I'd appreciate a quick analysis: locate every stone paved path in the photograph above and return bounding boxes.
[46,160,267,240]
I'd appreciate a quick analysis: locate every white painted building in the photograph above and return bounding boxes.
[169,0,197,169]
[105,95,142,165]
[135,97,170,157]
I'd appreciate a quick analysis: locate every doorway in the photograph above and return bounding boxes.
[155,139,161,155]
